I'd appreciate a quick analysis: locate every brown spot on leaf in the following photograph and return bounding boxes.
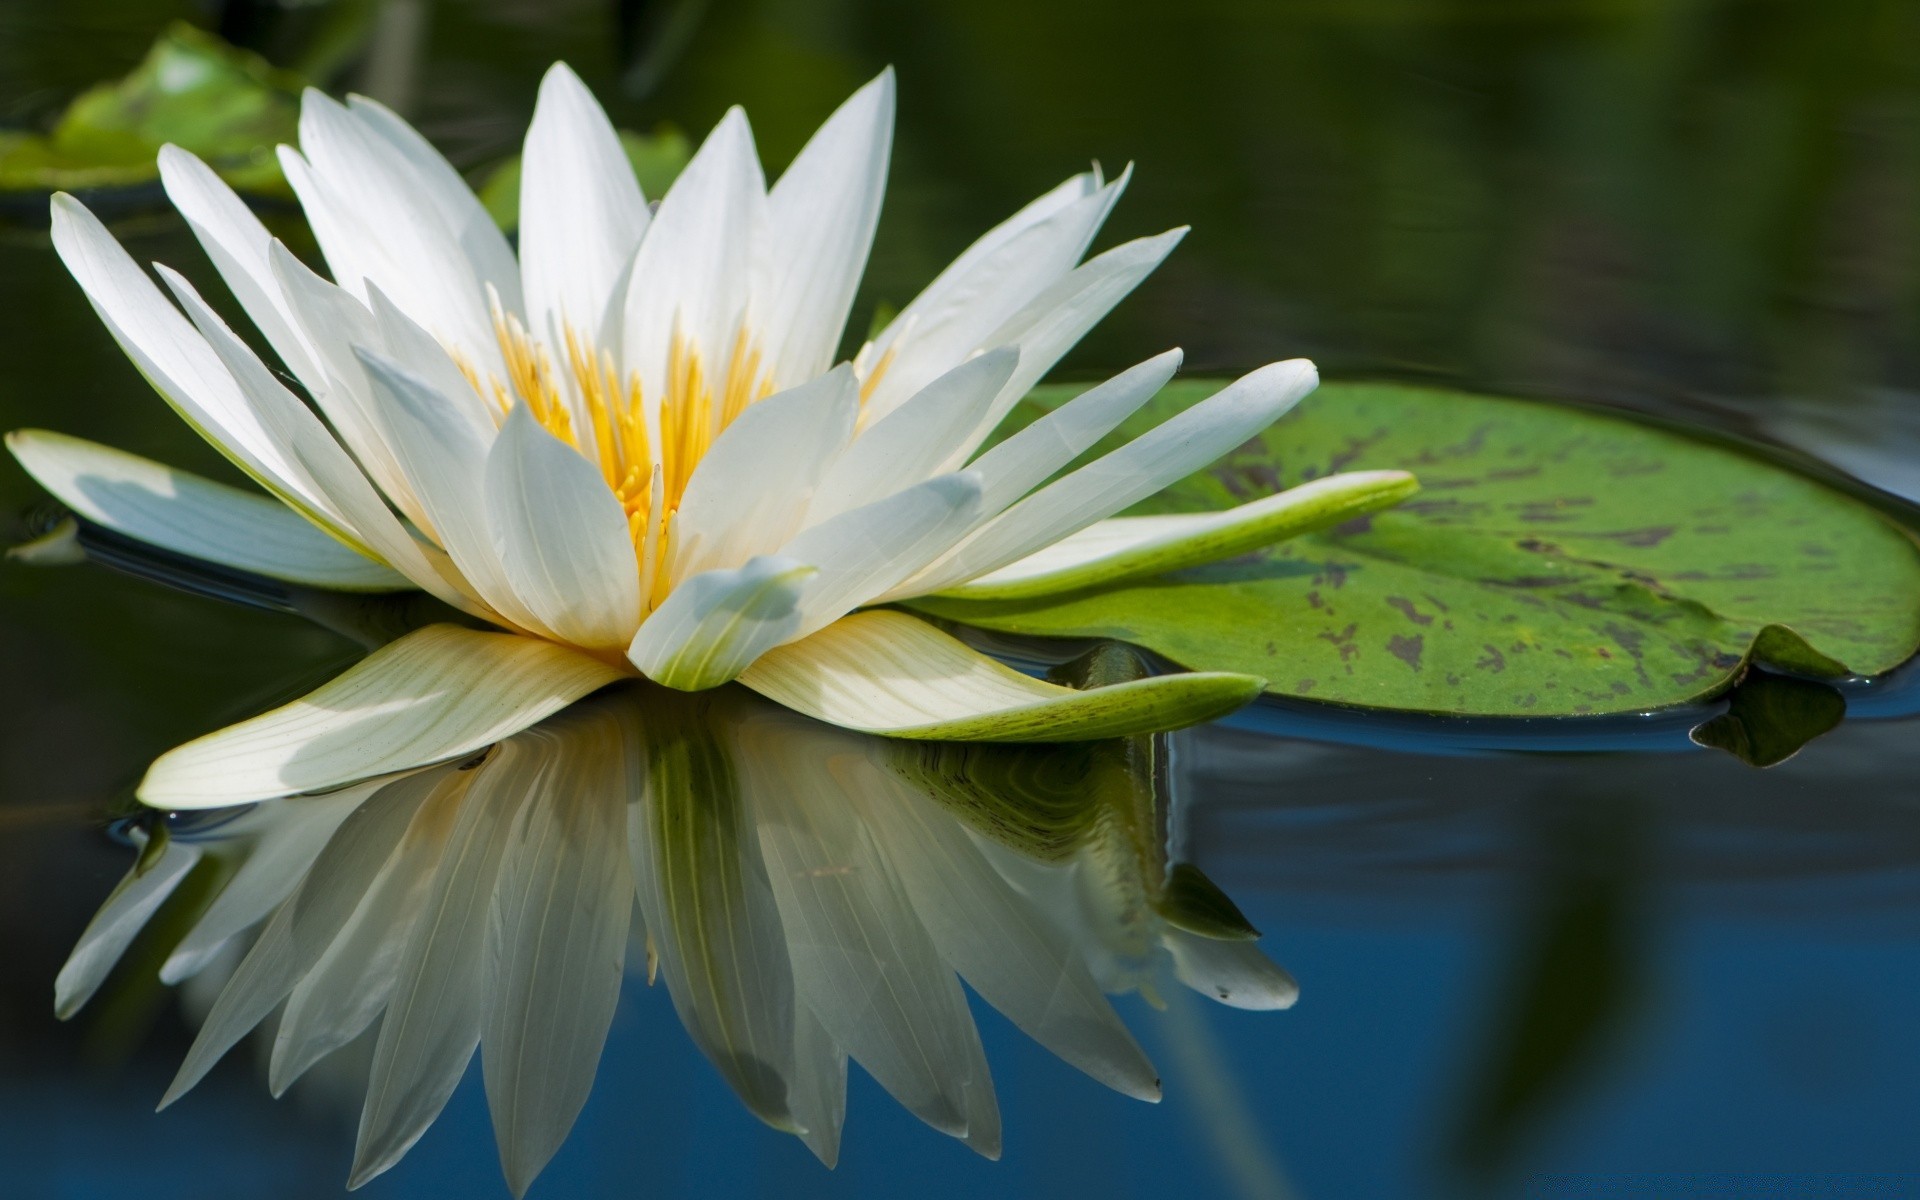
[1387,634,1424,672]
[1386,596,1434,626]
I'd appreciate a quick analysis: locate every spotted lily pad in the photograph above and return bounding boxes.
[0,23,300,197]
[910,382,1920,716]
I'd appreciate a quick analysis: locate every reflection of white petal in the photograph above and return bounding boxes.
[161,786,372,983]
[351,737,541,1189]
[54,833,201,1020]
[163,768,446,1106]
[738,714,997,1147]
[628,700,799,1129]
[484,710,636,1196]
[1165,927,1300,1011]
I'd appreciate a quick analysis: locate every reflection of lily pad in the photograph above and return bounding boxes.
[913,382,1920,717]
[0,22,300,197]
[478,128,692,230]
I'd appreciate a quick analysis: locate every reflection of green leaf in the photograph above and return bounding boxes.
[1690,671,1846,767]
[478,128,692,230]
[915,382,1920,716]
[0,22,301,195]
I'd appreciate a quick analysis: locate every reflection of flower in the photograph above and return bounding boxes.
[8,63,1413,808]
[64,684,1293,1194]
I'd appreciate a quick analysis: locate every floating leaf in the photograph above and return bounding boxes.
[912,382,1920,716]
[0,23,300,197]
[478,127,692,231]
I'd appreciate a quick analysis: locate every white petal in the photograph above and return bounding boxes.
[737,721,994,1142]
[138,624,627,808]
[157,145,325,390]
[620,107,767,418]
[162,769,446,1107]
[861,167,1129,421]
[483,709,635,1197]
[6,430,410,591]
[938,470,1419,600]
[519,63,650,364]
[759,70,894,386]
[738,610,1264,740]
[789,1006,848,1167]
[346,92,525,315]
[350,738,537,1188]
[960,349,1182,519]
[159,787,370,983]
[627,555,816,691]
[287,93,502,373]
[353,346,546,632]
[54,833,201,1019]
[779,471,983,638]
[970,226,1186,437]
[1165,928,1300,1011]
[627,700,800,1129]
[670,365,859,581]
[806,348,1015,526]
[902,359,1319,596]
[485,405,643,650]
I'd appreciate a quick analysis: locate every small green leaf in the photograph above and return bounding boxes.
[0,23,301,196]
[479,127,692,231]
[913,382,1920,716]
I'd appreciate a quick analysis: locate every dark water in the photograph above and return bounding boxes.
[4,2,1920,1197]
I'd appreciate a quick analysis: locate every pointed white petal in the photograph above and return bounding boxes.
[268,770,469,1097]
[790,1006,849,1167]
[346,92,525,316]
[759,70,894,386]
[620,107,766,412]
[485,405,643,650]
[904,359,1319,596]
[627,555,816,691]
[806,348,1015,526]
[738,723,993,1141]
[971,226,1186,435]
[519,63,650,360]
[6,430,410,591]
[160,787,370,983]
[861,167,1129,420]
[780,472,983,638]
[353,346,546,632]
[959,349,1182,519]
[847,765,1160,1100]
[484,711,634,1197]
[157,145,325,390]
[670,366,859,581]
[350,739,538,1188]
[939,470,1418,600]
[54,834,201,1019]
[162,769,446,1107]
[627,702,800,1129]
[138,624,626,808]
[289,92,502,372]
[738,610,1263,741]
[1166,928,1300,1011]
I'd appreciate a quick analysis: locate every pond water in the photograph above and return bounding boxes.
[4,2,1920,1198]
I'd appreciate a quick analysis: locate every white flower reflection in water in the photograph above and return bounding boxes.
[60,681,1295,1194]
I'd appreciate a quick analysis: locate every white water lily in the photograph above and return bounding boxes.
[8,64,1413,807]
[63,684,1289,1194]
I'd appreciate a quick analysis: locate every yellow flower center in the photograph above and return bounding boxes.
[459,296,777,607]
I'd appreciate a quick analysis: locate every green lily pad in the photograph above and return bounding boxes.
[478,127,692,231]
[911,382,1920,716]
[0,23,301,196]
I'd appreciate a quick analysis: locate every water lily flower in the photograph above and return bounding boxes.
[8,64,1414,808]
[61,684,1291,1194]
